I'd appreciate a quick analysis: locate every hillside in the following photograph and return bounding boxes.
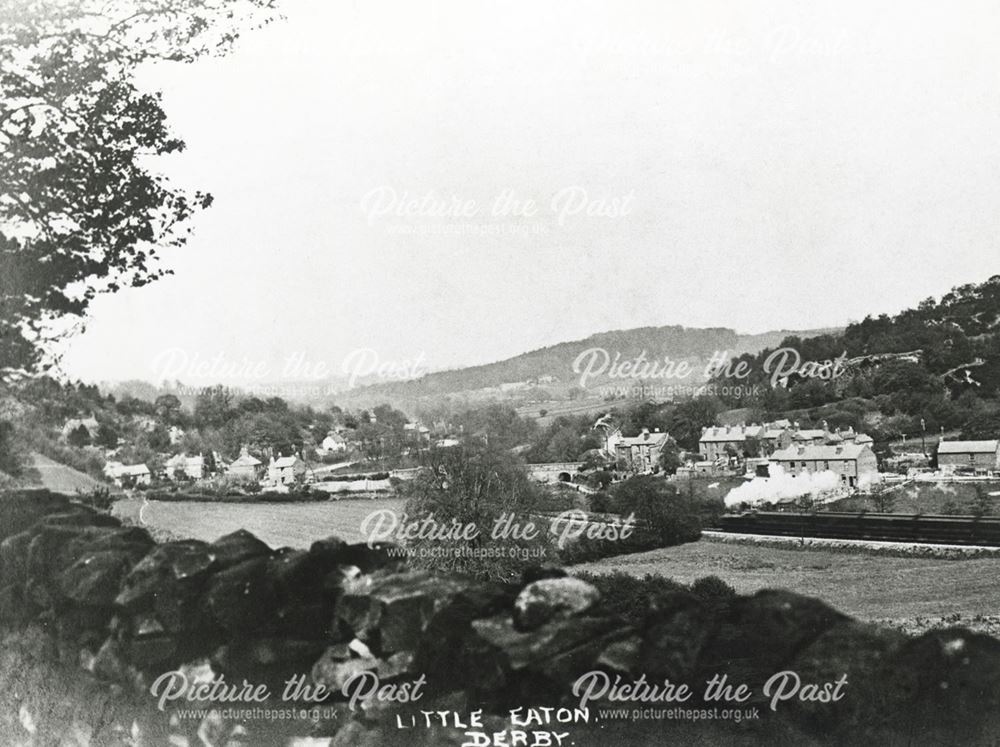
[328,324,839,409]
[714,274,1000,442]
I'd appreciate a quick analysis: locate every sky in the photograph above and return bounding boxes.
[58,0,1000,386]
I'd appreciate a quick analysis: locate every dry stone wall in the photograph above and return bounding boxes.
[1,489,999,746]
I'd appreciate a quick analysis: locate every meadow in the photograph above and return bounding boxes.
[574,537,1000,629]
[112,495,406,547]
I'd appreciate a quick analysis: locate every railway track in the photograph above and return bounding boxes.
[718,511,1000,547]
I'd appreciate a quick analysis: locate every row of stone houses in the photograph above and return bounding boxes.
[102,447,312,489]
[698,421,873,462]
[768,442,879,488]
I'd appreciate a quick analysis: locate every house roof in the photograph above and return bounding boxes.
[618,431,669,448]
[273,455,300,468]
[938,440,1000,455]
[792,429,827,440]
[700,425,763,442]
[761,428,789,439]
[771,443,871,461]
[230,454,262,467]
[119,464,149,475]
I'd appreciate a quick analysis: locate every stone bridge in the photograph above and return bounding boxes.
[526,461,582,483]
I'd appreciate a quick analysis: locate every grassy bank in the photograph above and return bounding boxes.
[573,536,1000,624]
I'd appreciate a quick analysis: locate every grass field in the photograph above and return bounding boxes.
[574,537,1000,625]
[112,495,406,547]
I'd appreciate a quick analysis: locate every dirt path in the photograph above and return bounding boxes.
[28,453,110,494]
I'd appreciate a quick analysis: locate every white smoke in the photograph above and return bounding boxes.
[724,464,845,509]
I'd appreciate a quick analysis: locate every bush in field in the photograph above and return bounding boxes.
[589,491,612,513]
[611,476,702,547]
[576,571,736,626]
[559,477,703,563]
[399,443,555,582]
[690,575,738,605]
[576,572,686,623]
[588,470,614,490]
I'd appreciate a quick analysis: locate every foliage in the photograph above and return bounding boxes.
[0,419,28,476]
[690,574,738,605]
[710,275,1000,439]
[575,571,736,626]
[611,476,702,546]
[65,423,90,447]
[560,476,703,563]
[0,0,280,376]
[400,441,554,582]
[453,403,540,451]
[657,437,683,474]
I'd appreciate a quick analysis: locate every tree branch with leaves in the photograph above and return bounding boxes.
[0,0,280,378]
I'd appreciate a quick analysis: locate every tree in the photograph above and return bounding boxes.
[147,423,171,451]
[665,397,724,450]
[0,0,279,377]
[610,476,702,548]
[66,423,91,447]
[194,385,234,428]
[658,437,683,475]
[154,393,183,423]
[0,420,26,475]
[401,443,552,581]
[94,421,120,449]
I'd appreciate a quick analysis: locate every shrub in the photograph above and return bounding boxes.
[589,491,612,513]
[576,571,686,624]
[690,575,737,604]
[575,571,736,626]
[399,442,555,582]
[611,476,702,547]
[558,477,704,564]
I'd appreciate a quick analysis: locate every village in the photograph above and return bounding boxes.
[64,394,1000,514]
